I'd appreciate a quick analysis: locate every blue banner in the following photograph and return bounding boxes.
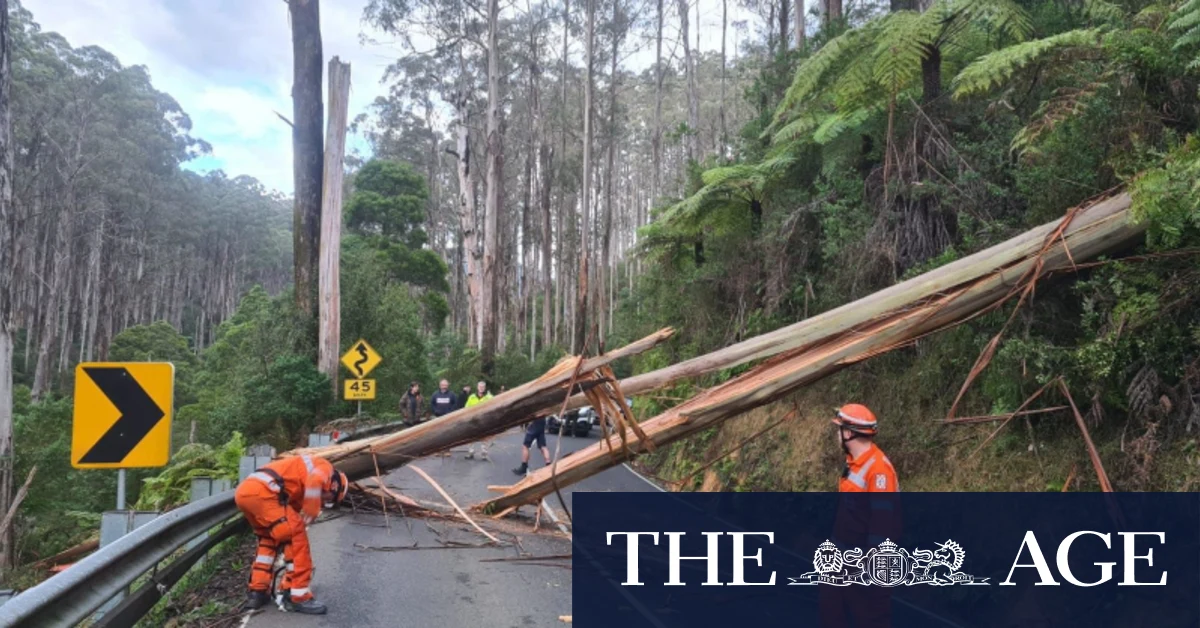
[573,493,1200,628]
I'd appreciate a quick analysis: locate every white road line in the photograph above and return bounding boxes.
[621,463,666,492]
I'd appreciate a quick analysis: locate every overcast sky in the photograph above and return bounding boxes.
[23,0,764,195]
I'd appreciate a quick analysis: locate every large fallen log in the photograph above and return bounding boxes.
[288,328,674,480]
[558,192,1139,411]
[482,193,1142,511]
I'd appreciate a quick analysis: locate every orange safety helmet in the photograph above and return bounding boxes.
[833,403,878,436]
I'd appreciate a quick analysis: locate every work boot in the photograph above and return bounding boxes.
[286,598,329,615]
[512,462,528,475]
[465,452,475,460]
[243,590,270,611]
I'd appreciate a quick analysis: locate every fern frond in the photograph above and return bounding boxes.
[1171,0,1200,66]
[701,165,757,187]
[775,25,876,123]
[950,0,1034,41]
[771,113,825,146]
[872,12,939,96]
[1011,82,1104,155]
[814,107,876,145]
[951,28,1102,99]
[758,154,798,178]
[1080,0,1125,25]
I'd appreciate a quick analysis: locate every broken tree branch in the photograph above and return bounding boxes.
[408,464,503,545]
[0,466,37,539]
[482,193,1143,511]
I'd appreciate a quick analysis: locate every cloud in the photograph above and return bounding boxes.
[21,0,396,195]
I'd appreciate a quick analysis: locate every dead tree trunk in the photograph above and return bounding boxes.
[288,0,324,322]
[318,59,350,391]
[483,193,1145,510]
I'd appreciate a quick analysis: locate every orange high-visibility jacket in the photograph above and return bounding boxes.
[835,442,901,548]
[247,454,335,520]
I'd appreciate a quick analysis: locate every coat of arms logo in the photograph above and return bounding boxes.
[790,538,989,587]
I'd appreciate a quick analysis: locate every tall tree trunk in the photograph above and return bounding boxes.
[453,64,482,348]
[824,0,842,24]
[576,0,596,352]
[921,45,942,106]
[481,0,504,376]
[653,0,664,203]
[539,144,553,350]
[720,0,728,156]
[601,0,622,350]
[779,0,789,52]
[288,0,324,324]
[318,59,351,391]
[0,0,14,572]
[678,0,699,162]
[31,210,71,400]
[796,0,805,48]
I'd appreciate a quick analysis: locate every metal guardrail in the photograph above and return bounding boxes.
[0,491,240,628]
[92,517,248,628]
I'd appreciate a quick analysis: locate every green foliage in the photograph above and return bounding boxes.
[345,160,449,293]
[134,432,246,511]
[952,29,1104,99]
[346,159,430,247]
[109,321,200,405]
[1170,0,1200,67]
[1131,138,1200,249]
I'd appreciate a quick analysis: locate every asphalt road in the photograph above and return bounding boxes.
[246,426,662,627]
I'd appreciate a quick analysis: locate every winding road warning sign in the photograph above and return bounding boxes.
[340,339,382,379]
[71,362,175,469]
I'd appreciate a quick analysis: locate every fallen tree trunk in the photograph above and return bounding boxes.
[288,328,674,480]
[559,192,1138,411]
[482,193,1142,511]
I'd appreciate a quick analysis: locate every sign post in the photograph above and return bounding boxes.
[340,340,381,414]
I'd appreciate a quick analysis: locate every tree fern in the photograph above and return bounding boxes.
[1170,0,1200,67]
[952,29,1103,99]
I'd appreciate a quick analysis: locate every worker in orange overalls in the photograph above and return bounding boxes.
[820,403,900,628]
[233,454,348,615]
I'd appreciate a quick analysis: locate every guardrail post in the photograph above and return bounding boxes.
[239,444,276,482]
[185,477,233,566]
[95,510,159,617]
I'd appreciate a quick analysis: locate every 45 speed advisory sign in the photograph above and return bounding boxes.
[344,379,376,400]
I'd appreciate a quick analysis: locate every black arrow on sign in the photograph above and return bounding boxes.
[79,367,166,464]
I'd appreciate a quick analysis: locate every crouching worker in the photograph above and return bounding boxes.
[234,454,349,615]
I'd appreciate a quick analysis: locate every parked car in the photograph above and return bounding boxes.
[546,406,597,437]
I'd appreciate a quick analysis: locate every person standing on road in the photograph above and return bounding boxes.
[234,454,348,615]
[513,414,552,475]
[458,385,472,410]
[430,379,457,419]
[401,381,424,425]
[464,381,494,460]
